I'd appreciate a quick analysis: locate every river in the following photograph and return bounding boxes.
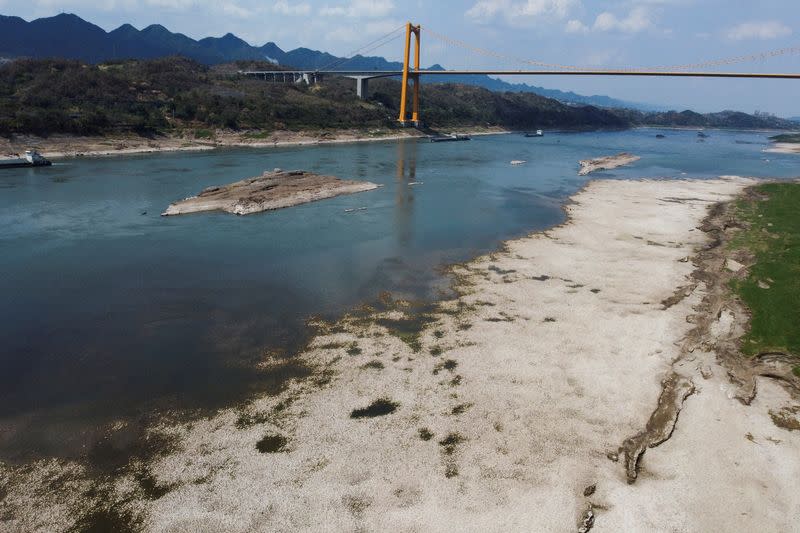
[0,128,796,461]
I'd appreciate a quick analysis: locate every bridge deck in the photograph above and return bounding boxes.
[242,70,800,79]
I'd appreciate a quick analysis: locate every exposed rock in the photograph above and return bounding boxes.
[578,505,595,533]
[578,153,640,176]
[162,169,379,216]
[724,258,745,272]
[619,373,695,484]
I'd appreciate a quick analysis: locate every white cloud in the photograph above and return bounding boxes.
[220,2,252,18]
[325,17,401,42]
[516,0,576,18]
[726,21,791,41]
[565,18,587,34]
[466,0,580,24]
[465,0,506,18]
[320,0,393,18]
[272,0,311,16]
[144,0,194,8]
[593,7,652,33]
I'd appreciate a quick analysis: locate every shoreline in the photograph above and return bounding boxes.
[0,127,512,160]
[2,124,788,162]
[4,176,798,531]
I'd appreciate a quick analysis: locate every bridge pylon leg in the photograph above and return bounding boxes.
[398,22,421,127]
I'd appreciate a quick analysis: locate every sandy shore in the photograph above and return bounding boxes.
[764,142,800,155]
[3,177,799,532]
[0,127,510,160]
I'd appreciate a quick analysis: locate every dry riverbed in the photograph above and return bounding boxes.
[2,177,799,532]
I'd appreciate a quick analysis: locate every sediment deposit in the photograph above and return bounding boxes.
[764,142,800,155]
[162,169,379,216]
[578,153,640,175]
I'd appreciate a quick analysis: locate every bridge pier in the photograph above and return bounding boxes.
[346,76,370,99]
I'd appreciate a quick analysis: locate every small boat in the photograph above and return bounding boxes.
[655,134,666,139]
[430,134,471,143]
[0,150,52,169]
[524,130,544,137]
[697,131,709,138]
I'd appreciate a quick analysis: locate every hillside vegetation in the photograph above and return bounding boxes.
[769,133,800,143]
[0,12,654,109]
[0,58,628,137]
[0,58,793,138]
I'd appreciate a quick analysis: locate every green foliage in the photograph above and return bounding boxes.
[769,133,800,143]
[0,57,633,138]
[728,183,800,356]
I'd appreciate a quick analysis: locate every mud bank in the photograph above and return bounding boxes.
[162,170,378,216]
[3,178,800,532]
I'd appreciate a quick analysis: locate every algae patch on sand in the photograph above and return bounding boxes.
[256,434,289,453]
[350,398,399,419]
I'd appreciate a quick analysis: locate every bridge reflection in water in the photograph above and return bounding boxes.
[394,139,418,248]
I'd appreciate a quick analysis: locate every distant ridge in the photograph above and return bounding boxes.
[0,12,658,111]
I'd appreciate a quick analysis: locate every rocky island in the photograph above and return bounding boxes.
[162,169,379,216]
[578,152,641,175]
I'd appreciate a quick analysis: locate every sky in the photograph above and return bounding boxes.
[1,0,798,115]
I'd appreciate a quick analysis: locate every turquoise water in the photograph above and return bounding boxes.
[0,128,796,459]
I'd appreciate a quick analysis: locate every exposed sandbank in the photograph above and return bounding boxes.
[764,142,800,155]
[578,153,640,175]
[162,169,379,216]
[3,177,799,532]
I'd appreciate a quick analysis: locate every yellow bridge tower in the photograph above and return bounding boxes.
[398,23,421,126]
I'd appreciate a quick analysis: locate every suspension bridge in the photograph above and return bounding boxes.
[241,22,800,126]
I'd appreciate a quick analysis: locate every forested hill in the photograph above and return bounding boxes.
[0,12,654,111]
[0,58,794,138]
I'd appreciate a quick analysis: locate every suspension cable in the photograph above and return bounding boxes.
[425,26,800,73]
[320,25,407,71]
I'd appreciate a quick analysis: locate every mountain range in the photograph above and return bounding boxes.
[0,13,659,111]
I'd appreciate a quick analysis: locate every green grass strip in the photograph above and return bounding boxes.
[728,183,800,357]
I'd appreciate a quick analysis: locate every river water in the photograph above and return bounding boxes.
[0,128,796,460]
